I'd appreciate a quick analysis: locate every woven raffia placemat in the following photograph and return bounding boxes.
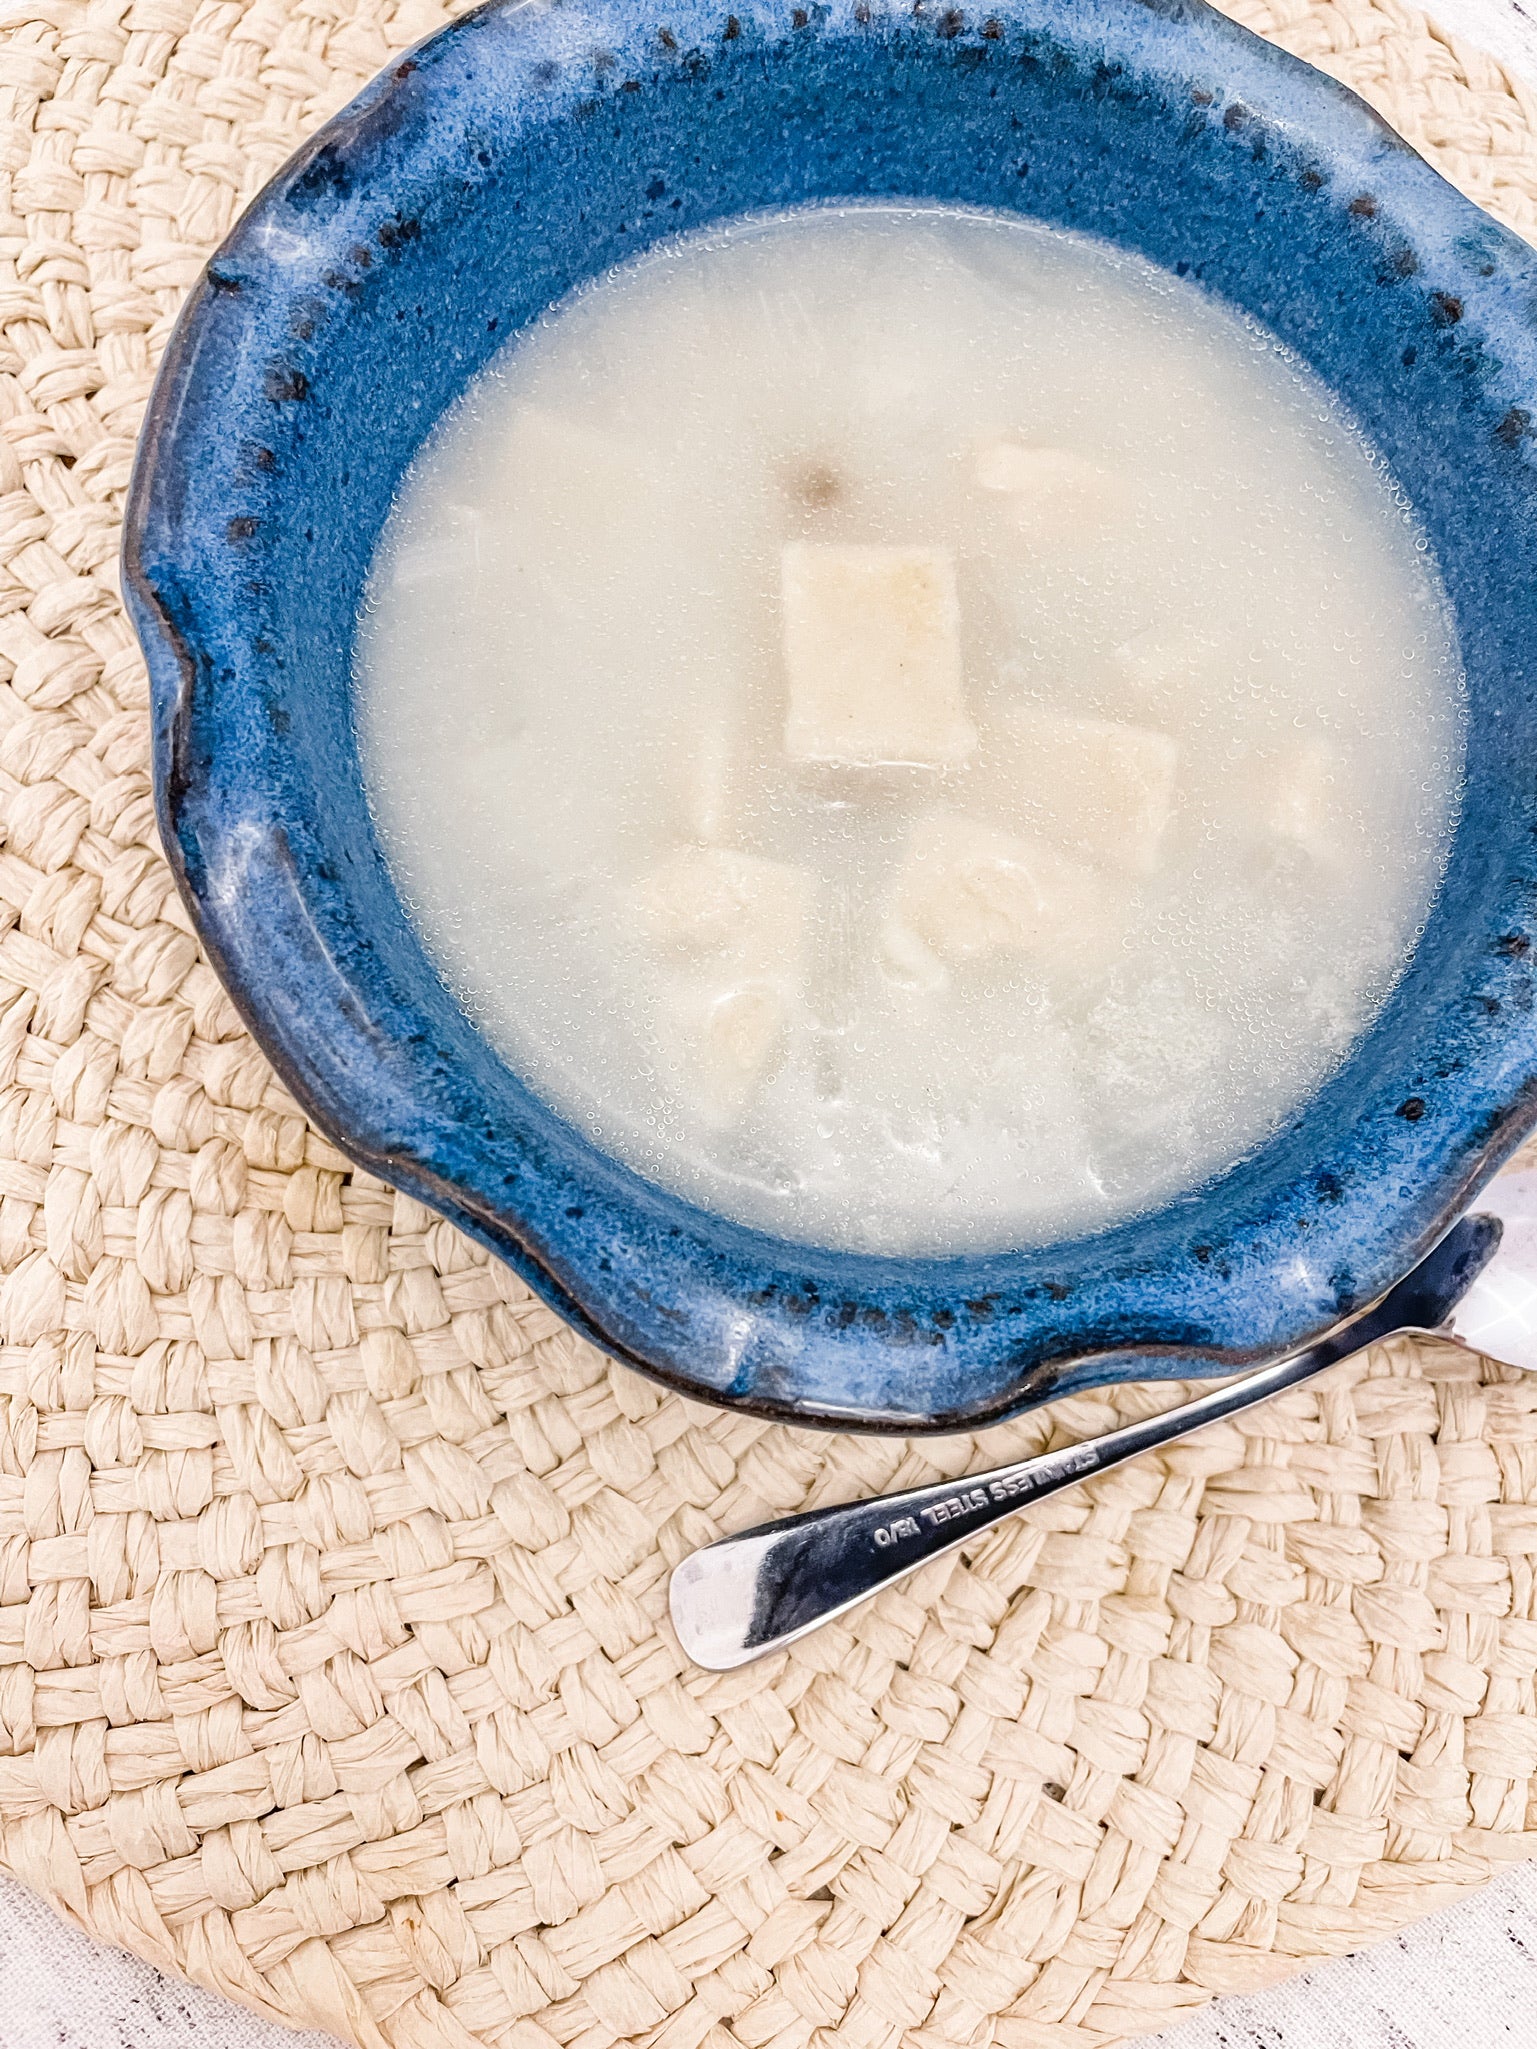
[0,1,1535,2044]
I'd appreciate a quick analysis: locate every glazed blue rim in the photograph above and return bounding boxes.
[126,0,1537,1432]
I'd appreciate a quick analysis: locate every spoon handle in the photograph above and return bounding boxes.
[669,1210,1503,1669]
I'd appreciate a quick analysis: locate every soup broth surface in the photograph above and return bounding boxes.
[357,204,1463,1256]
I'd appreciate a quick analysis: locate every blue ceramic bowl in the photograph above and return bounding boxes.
[126,0,1537,1431]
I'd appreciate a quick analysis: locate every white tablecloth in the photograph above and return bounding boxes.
[1426,0,1537,78]
[6,1856,1537,2049]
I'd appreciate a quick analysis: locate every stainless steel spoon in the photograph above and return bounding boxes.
[670,1166,1537,1671]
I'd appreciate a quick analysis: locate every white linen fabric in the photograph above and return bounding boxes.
[6,1856,1537,2048]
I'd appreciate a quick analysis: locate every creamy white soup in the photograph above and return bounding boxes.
[356,204,1463,1256]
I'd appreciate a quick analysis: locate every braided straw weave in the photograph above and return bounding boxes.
[0,1,1533,2044]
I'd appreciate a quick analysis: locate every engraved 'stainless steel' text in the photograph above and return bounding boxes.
[870,1444,1099,1548]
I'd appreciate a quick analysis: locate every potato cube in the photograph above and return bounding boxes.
[1114,624,1231,707]
[1266,738,1337,859]
[386,504,485,592]
[499,409,690,639]
[885,808,1125,976]
[781,543,975,769]
[972,443,1130,536]
[634,848,812,1122]
[659,983,791,1123]
[633,846,811,973]
[502,409,652,540]
[677,724,734,844]
[993,706,1179,875]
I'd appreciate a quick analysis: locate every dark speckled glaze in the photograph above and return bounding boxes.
[125,0,1537,1431]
